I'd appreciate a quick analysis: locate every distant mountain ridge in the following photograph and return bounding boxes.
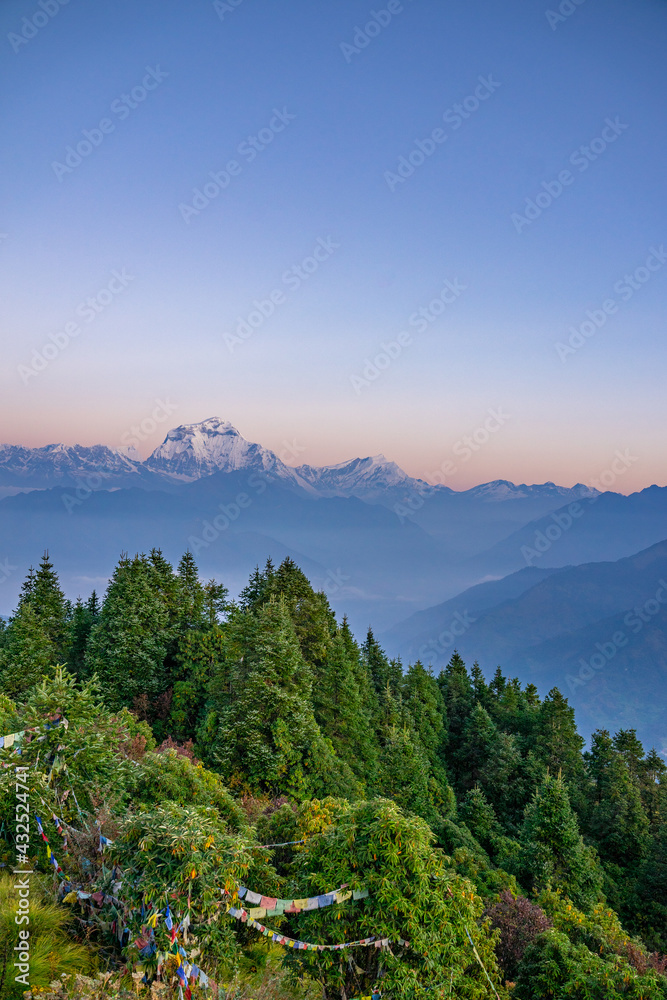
[382,539,667,750]
[0,416,601,505]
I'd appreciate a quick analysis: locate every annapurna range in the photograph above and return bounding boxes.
[0,416,598,505]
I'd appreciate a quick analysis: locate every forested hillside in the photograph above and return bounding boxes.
[0,551,665,999]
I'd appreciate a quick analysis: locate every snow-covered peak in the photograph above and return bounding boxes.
[295,453,441,501]
[0,442,144,488]
[463,480,599,502]
[144,417,308,487]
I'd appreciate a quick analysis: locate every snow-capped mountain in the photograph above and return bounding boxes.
[461,480,598,502]
[0,419,601,505]
[295,454,448,502]
[0,442,145,489]
[143,417,309,487]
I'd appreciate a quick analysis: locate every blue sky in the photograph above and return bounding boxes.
[1,0,665,491]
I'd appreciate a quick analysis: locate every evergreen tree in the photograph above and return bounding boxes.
[0,602,56,697]
[489,665,507,699]
[18,553,70,659]
[532,688,587,811]
[402,660,448,768]
[363,627,402,702]
[470,660,491,708]
[174,550,206,632]
[639,747,667,833]
[456,702,524,826]
[85,554,170,710]
[401,660,455,816]
[66,598,97,678]
[200,599,355,799]
[237,560,273,611]
[519,772,604,910]
[437,650,474,764]
[584,729,650,867]
[312,631,378,790]
[458,784,505,855]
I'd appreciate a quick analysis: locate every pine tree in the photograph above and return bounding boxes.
[438,650,474,762]
[201,599,354,799]
[312,631,378,790]
[519,772,604,909]
[85,554,170,711]
[456,702,524,826]
[17,553,70,659]
[584,729,650,867]
[363,628,402,702]
[0,602,56,697]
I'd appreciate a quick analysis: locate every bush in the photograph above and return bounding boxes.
[484,891,552,980]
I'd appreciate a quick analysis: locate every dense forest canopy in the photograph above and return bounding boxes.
[0,550,665,999]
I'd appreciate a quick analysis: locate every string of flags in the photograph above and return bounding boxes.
[0,716,68,754]
[226,902,410,953]
[35,815,65,875]
[236,883,369,919]
[62,888,215,995]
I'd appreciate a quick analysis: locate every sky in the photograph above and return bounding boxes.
[1,0,665,493]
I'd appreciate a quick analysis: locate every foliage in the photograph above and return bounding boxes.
[0,874,92,1000]
[514,929,667,999]
[284,798,507,999]
[484,891,552,981]
[1,552,666,998]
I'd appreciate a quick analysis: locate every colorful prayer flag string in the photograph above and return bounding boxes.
[35,815,64,875]
[226,903,410,953]
[235,883,369,917]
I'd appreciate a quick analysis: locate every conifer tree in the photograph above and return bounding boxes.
[174,550,206,632]
[401,661,455,815]
[18,553,70,659]
[458,785,505,855]
[200,598,355,799]
[639,747,667,832]
[471,661,491,708]
[0,602,56,697]
[85,554,170,710]
[363,628,402,702]
[67,598,97,678]
[312,631,378,789]
[532,688,587,811]
[519,772,603,909]
[456,702,524,826]
[584,729,650,867]
[437,650,474,758]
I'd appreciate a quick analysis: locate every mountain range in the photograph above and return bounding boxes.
[0,417,665,749]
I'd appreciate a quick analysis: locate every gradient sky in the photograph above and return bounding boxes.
[1,0,665,492]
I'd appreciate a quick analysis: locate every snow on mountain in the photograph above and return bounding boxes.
[0,421,602,504]
[295,454,446,502]
[462,480,599,502]
[0,442,143,488]
[144,417,314,490]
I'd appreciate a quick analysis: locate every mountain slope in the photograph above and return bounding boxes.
[384,539,667,749]
[0,442,151,489]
